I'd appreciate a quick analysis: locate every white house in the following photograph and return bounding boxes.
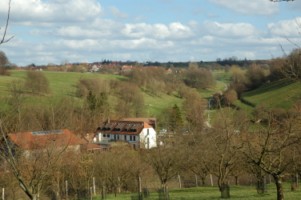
[93,118,157,149]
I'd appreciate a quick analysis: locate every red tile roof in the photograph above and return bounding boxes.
[8,129,86,150]
[121,118,156,128]
[97,120,144,135]
[97,118,157,136]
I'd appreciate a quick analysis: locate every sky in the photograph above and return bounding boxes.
[0,0,300,66]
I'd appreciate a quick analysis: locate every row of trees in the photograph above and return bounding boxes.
[1,104,300,200]
[210,48,301,108]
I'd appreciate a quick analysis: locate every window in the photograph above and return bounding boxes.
[133,136,136,141]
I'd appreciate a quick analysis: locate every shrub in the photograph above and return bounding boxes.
[25,71,50,95]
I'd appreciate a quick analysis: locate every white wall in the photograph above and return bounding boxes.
[140,128,157,149]
[94,129,157,149]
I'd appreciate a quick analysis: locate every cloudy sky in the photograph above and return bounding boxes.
[0,0,300,66]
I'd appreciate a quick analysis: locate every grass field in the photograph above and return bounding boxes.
[89,184,301,200]
[2,70,301,117]
[239,79,301,110]
[0,70,183,116]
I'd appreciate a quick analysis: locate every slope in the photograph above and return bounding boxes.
[239,79,301,110]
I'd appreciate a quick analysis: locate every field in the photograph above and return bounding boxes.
[90,184,301,200]
[2,70,301,116]
[0,70,183,116]
[239,79,301,110]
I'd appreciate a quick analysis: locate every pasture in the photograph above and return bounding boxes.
[91,184,301,200]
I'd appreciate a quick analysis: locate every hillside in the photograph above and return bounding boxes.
[238,79,301,110]
[0,70,183,117]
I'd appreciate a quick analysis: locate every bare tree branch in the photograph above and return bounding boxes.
[0,0,14,45]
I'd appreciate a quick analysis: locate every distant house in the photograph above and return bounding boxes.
[7,129,86,156]
[121,65,133,72]
[89,64,101,72]
[93,118,157,149]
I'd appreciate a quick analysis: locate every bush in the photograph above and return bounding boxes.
[76,78,110,98]
[25,71,50,95]
[0,66,10,76]
[183,67,215,89]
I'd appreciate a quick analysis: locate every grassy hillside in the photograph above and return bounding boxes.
[0,70,182,116]
[240,79,301,110]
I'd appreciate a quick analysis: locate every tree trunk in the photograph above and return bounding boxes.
[256,176,266,194]
[201,177,206,186]
[291,174,298,191]
[273,175,284,200]
[235,176,239,186]
[219,183,230,199]
[160,182,169,200]
[101,183,106,200]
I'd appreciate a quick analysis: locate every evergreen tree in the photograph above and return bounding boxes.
[168,104,183,133]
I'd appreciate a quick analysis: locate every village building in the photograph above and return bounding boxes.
[7,129,87,156]
[93,118,157,149]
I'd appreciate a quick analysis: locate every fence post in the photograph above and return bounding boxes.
[93,177,96,195]
[210,174,214,186]
[178,174,182,189]
[90,187,93,200]
[65,180,68,200]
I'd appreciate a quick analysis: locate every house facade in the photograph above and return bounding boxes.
[93,118,157,149]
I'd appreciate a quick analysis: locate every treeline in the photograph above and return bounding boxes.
[211,48,301,109]
[1,106,301,200]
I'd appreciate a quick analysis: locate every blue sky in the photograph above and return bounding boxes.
[0,0,300,66]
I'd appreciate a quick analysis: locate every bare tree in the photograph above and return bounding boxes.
[242,109,301,200]
[25,71,50,95]
[142,144,182,199]
[203,109,248,199]
[0,0,13,45]
[0,121,34,199]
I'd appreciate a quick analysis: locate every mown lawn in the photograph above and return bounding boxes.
[89,184,301,200]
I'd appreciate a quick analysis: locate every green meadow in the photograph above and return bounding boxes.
[0,70,183,116]
[240,79,301,110]
[90,184,301,200]
[2,70,301,116]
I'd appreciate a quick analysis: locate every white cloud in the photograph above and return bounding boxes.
[204,21,258,38]
[56,26,110,38]
[121,22,194,39]
[268,17,301,37]
[0,0,102,24]
[209,0,278,15]
[0,0,298,65]
[287,1,301,11]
